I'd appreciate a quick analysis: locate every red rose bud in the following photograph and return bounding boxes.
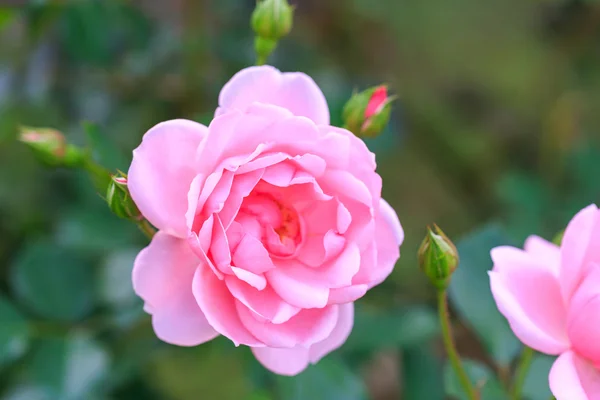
[106,173,141,221]
[342,85,396,138]
[19,126,85,167]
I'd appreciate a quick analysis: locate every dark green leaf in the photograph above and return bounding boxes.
[522,354,555,400]
[0,296,31,368]
[444,359,507,400]
[448,224,520,366]
[275,358,368,400]
[10,241,94,321]
[402,343,445,400]
[344,306,439,352]
[28,333,110,400]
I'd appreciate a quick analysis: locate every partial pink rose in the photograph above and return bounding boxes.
[128,66,404,376]
[489,204,600,399]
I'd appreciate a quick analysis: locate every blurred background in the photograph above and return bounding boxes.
[1,0,599,399]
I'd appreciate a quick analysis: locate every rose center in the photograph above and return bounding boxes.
[239,192,302,257]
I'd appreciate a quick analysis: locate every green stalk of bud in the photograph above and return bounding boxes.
[106,173,141,221]
[251,0,294,65]
[418,224,459,291]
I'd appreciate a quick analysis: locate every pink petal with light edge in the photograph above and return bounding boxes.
[369,199,403,287]
[328,285,368,304]
[237,303,339,348]
[232,235,275,274]
[128,119,207,238]
[567,265,600,364]
[309,303,354,363]
[524,235,560,276]
[192,266,263,347]
[560,204,600,302]
[132,231,218,346]
[267,262,329,309]
[549,351,600,400]
[297,231,346,267]
[219,169,264,229]
[217,65,330,125]
[489,247,569,354]
[230,267,267,290]
[252,346,310,376]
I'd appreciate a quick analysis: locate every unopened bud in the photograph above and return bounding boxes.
[106,173,140,220]
[19,126,85,167]
[342,85,396,138]
[251,0,293,41]
[418,224,459,290]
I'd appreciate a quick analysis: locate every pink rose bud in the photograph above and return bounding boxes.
[106,173,141,221]
[342,85,396,138]
[19,126,84,167]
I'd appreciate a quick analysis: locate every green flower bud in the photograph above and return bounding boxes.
[342,85,396,138]
[19,126,85,168]
[251,0,294,41]
[106,173,141,221]
[418,224,459,290]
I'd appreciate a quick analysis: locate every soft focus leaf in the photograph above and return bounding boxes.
[10,241,94,321]
[401,343,445,400]
[276,358,368,400]
[444,359,507,400]
[448,224,520,366]
[28,333,110,400]
[82,122,129,172]
[98,248,140,308]
[344,306,439,352]
[145,342,251,400]
[1,385,52,400]
[0,296,30,368]
[522,354,555,400]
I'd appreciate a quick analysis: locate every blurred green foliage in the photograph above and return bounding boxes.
[1,0,599,399]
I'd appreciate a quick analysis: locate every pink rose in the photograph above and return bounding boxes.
[489,204,600,399]
[128,66,404,375]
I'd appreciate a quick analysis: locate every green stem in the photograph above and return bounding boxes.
[438,290,478,400]
[137,218,156,240]
[511,346,534,400]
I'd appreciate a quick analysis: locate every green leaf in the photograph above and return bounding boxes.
[10,241,94,321]
[344,306,439,352]
[28,333,110,400]
[402,343,445,400]
[82,122,129,172]
[2,385,52,400]
[444,359,507,400]
[275,358,368,400]
[0,296,31,368]
[448,224,520,366]
[145,342,251,400]
[98,248,141,308]
[522,354,555,400]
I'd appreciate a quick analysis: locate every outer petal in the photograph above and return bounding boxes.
[309,303,354,363]
[252,346,310,376]
[132,231,218,345]
[217,65,330,125]
[567,265,600,364]
[489,247,570,354]
[560,204,600,302]
[524,235,560,276]
[192,266,263,346]
[360,199,403,287]
[129,120,207,237]
[549,351,600,400]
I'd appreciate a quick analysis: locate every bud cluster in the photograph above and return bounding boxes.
[251,0,294,65]
[342,85,396,138]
